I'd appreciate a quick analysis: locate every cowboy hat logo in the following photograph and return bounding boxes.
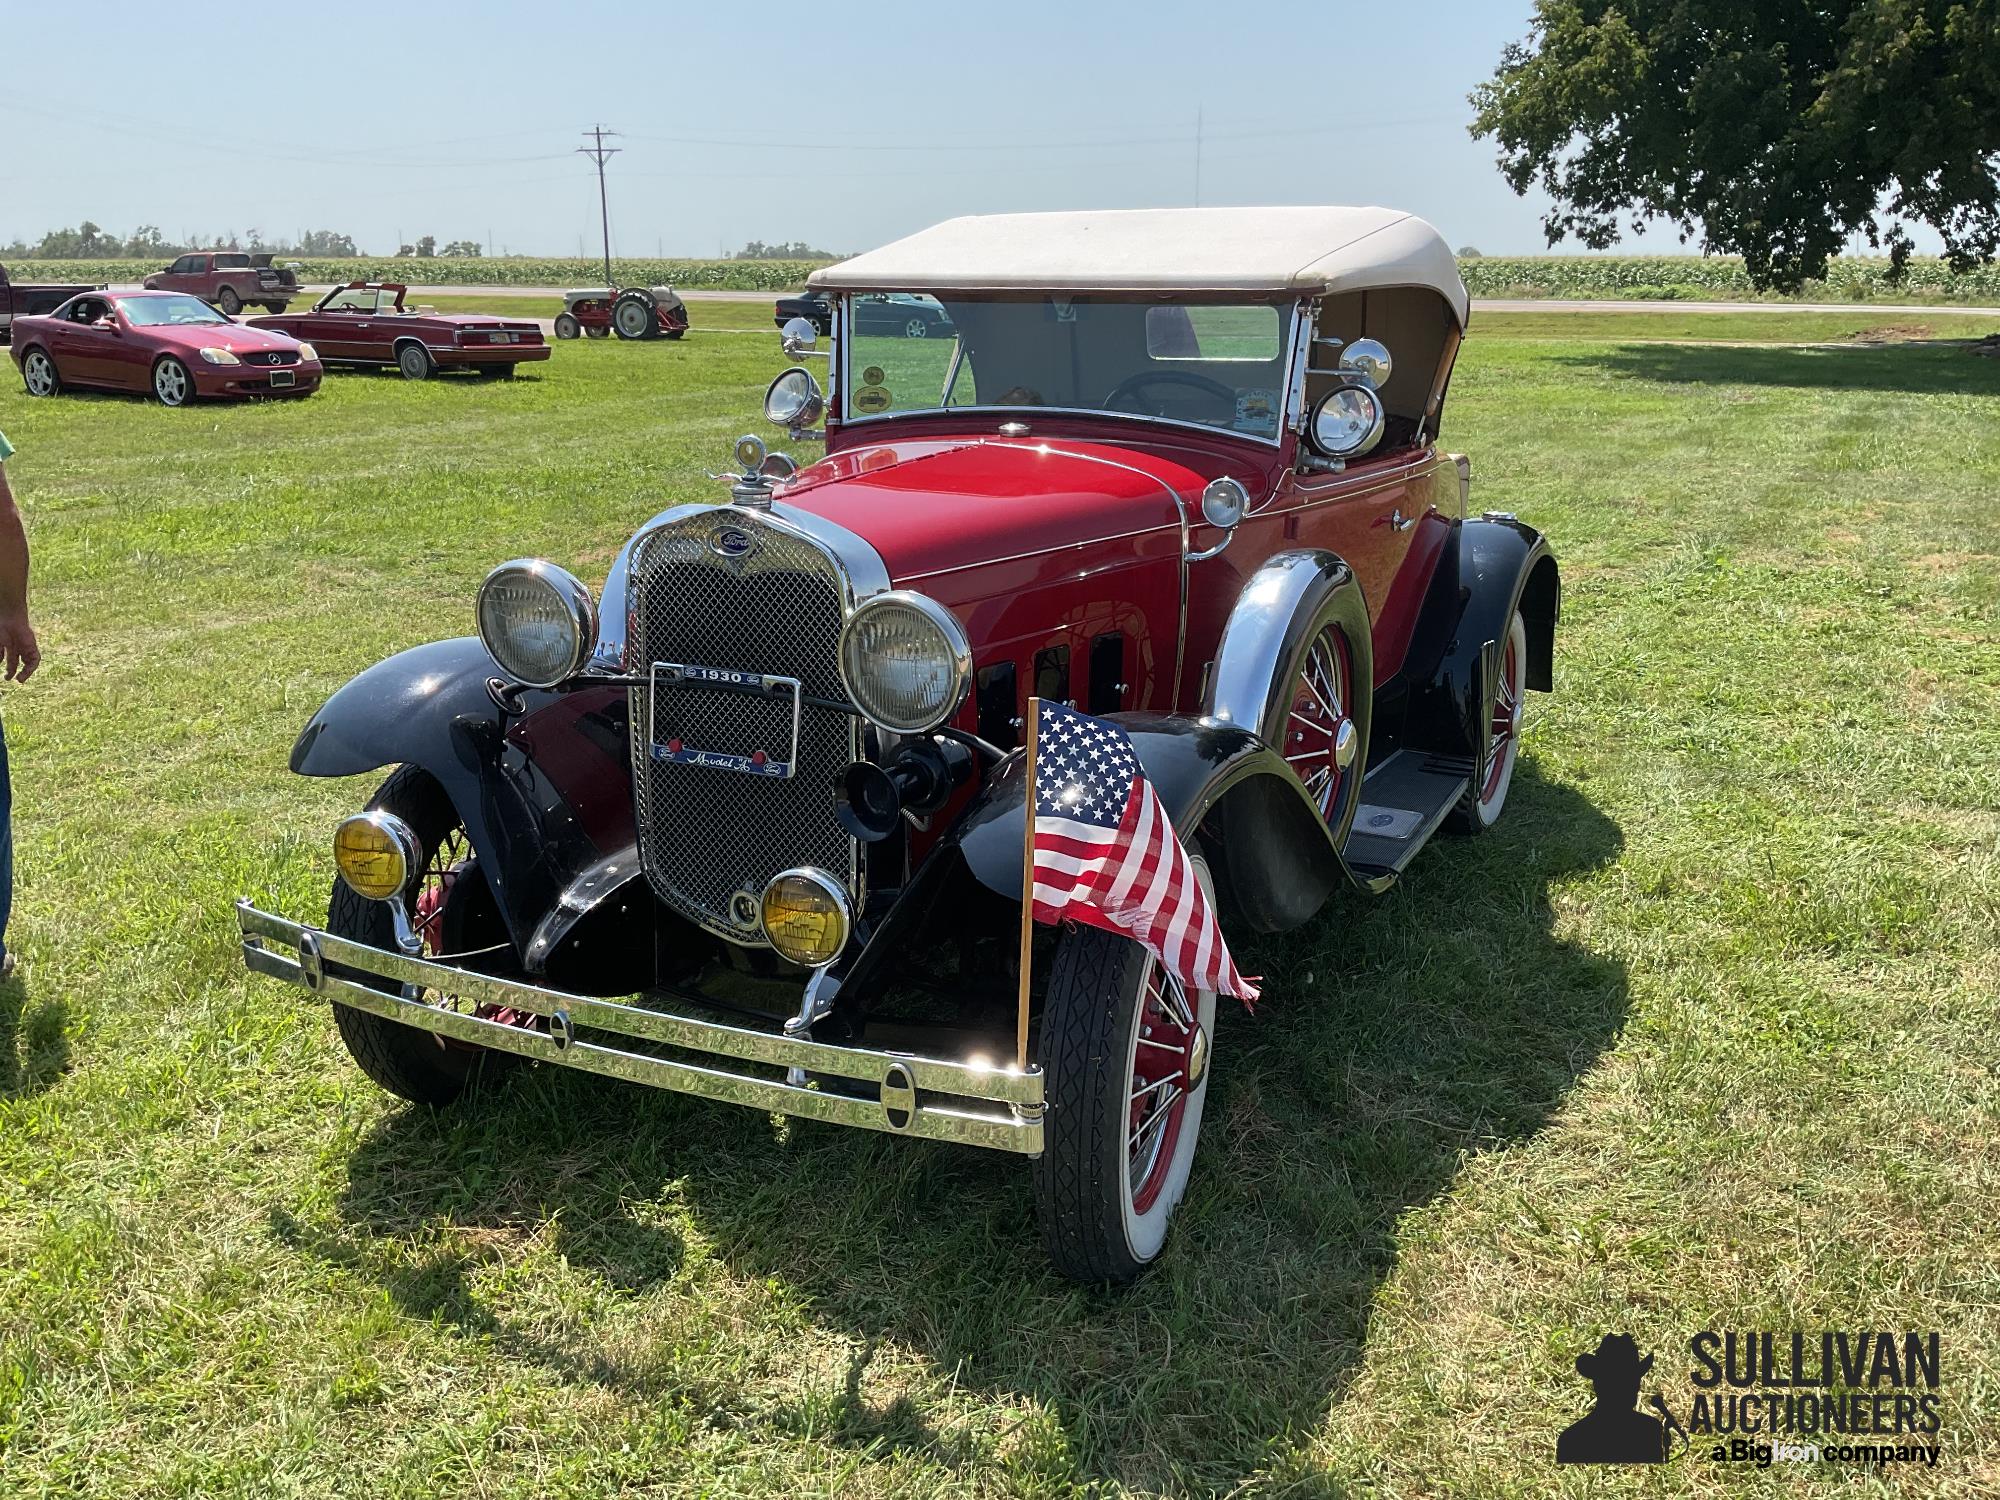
[1557,1333,1686,1464]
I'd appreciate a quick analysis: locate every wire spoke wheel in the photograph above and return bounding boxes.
[1453,608,1528,832]
[1285,624,1355,823]
[1035,855,1220,1283]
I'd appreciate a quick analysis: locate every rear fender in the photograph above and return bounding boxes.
[1401,516,1560,758]
[290,637,640,964]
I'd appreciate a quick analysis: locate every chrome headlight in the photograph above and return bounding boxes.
[198,347,241,366]
[838,591,972,734]
[296,342,319,362]
[475,559,596,688]
[1309,383,1386,459]
[764,367,824,428]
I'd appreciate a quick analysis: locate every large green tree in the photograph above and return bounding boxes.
[1471,1,2000,289]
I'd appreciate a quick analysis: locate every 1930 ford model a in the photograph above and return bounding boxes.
[236,207,1558,1283]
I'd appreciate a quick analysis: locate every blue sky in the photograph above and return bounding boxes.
[0,1,1908,260]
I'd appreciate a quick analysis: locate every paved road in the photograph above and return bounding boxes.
[391,285,2000,318]
[1474,297,2000,317]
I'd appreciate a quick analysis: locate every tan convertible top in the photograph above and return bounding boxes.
[809,206,1469,324]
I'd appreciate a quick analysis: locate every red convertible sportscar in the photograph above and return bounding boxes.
[249,283,549,380]
[11,290,322,406]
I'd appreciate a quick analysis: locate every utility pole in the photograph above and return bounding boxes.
[578,124,621,289]
[1194,107,1203,207]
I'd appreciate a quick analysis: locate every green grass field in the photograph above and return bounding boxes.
[0,313,1995,1497]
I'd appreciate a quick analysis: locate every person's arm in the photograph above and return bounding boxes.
[0,463,40,683]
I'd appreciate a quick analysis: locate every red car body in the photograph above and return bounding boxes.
[11,290,322,404]
[143,251,299,315]
[249,283,548,378]
[236,207,1562,1286]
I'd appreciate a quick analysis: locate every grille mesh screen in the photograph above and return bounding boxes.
[627,515,857,942]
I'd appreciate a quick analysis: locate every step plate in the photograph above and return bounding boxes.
[1341,751,1475,878]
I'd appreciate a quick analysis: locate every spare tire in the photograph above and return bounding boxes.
[613,291,657,340]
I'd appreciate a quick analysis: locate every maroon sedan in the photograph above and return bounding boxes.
[249,283,548,380]
[11,290,322,406]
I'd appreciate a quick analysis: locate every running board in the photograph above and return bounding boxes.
[1341,750,1473,888]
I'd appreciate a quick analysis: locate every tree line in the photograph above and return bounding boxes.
[3,223,363,260]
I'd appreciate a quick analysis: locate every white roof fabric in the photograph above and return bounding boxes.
[809,207,1468,323]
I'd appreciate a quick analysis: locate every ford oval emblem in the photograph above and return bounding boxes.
[711,526,755,558]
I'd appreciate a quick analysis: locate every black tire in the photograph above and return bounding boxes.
[585,325,610,339]
[553,312,581,340]
[152,356,194,407]
[263,303,285,315]
[1033,857,1219,1284]
[612,292,657,340]
[396,342,433,380]
[662,326,686,340]
[327,765,514,1105]
[217,287,242,316]
[1447,609,1528,835]
[20,347,60,398]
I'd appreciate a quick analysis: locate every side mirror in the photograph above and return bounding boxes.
[780,316,822,359]
[95,318,119,333]
[1187,477,1249,562]
[1338,338,1393,389]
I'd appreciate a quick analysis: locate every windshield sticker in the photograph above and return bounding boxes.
[862,364,886,385]
[852,385,893,415]
[1235,389,1278,436]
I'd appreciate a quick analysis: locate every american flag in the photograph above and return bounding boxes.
[1028,700,1259,1002]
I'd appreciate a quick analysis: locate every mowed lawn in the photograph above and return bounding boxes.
[0,312,1996,1499]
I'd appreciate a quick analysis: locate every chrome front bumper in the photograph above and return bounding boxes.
[235,901,1043,1154]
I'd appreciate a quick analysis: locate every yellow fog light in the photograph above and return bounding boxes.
[332,811,422,901]
[759,868,852,968]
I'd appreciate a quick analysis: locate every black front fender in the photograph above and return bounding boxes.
[291,637,641,966]
[840,713,1346,1008]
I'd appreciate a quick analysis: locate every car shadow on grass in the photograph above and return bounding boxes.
[0,973,69,1099]
[1561,338,2000,393]
[314,762,1623,1491]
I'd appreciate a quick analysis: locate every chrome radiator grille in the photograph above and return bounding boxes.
[626,512,858,943]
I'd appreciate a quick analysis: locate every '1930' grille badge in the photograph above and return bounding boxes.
[710,526,755,558]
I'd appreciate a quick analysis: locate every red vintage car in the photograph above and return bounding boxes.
[235,207,1559,1283]
[12,290,322,405]
[249,283,549,380]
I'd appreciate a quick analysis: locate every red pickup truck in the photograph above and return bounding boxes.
[144,251,300,315]
[0,263,104,345]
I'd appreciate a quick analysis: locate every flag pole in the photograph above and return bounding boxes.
[1016,696,1041,1070]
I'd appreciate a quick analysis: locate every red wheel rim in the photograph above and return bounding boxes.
[1482,634,1521,802]
[1285,626,1353,821]
[1128,962,1198,1213]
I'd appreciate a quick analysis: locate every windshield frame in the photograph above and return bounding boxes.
[834,291,1305,449]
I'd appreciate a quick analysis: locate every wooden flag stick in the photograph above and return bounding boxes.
[1015,696,1040,1070]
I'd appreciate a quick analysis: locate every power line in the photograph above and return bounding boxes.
[577,125,621,290]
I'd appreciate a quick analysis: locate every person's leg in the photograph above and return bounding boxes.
[0,716,13,974]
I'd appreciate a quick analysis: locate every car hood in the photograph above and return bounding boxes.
[774,436,1201,590]
[142,321,301,353]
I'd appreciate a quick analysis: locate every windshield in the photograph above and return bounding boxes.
[842,293,1292,440]
[320,286,399,313]
[118,295,230,327]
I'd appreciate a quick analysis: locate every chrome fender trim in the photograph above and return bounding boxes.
[1202,548,1374,753]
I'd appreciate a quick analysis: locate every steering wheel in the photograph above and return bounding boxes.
[1103,370,1239,419]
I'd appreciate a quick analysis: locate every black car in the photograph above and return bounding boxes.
[773,291,955,339]
[773,290,832,335]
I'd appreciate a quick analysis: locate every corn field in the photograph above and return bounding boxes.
[8,254,2000,302]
